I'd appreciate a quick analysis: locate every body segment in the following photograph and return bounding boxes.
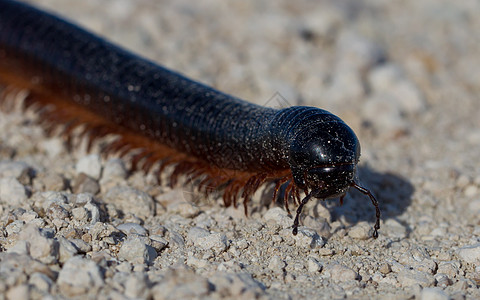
[0,0,380,237]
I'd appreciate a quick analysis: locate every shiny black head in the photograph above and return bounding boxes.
[288,115,360,198]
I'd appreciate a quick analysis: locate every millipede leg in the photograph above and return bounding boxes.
[351,182,381,239]
[292,191,315,235]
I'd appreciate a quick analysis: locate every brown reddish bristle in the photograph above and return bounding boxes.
[0,64,294,215]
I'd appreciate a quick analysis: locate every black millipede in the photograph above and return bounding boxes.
[0,0,380,237]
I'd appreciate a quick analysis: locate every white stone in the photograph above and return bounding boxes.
[84,201,100,224]
[150,235,168,251]
[118,234,157,265]
[348,222,371,240]
[384,219,408,239]
[167,201,200,218]
[104,186,154,219]
[151,268,211,300]
[368,63,425,114]
[323,263,358,282]
[5,220,25,236]
[57,256,104,296]
[29,272,53,292]
[362,93,408,137]
[7,240,29,255]
[268,255,285,273]
[102,158,127,180]
[75,154,102,180]
[187,227,210,243]
[193,232,228,253]
[307,257,322,273]
[209,272,264,298]
[0,161,31,179]
[71,207,88,221]
[397,270,435,288]
[57,237,78,263]
[124,273,149,299]
[117,222,148,236]
[6,284,30,300]
[70,239,92,253]
[17,224,58,264]
[420,287,449,300]
[263,207,291,228]
[38,138,65,158]
[0,177,28,206]
[336,29,385,71]
[186,255,208,269]
[457,243,480,264]
[282,227,325,248]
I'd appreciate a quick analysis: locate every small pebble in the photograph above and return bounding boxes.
[303,215,331,237]
[38,137,64,158]
[437,261,460,278]
[318,248,335,256]
[17,224,58,264]
[209,272,264,298]
[150,235,168,251]
[75,154,102,180]
[7,240,29,255]
[457,243,480,264]
[118,234,157,265]
[57,256,104,297]
[151,268,212,300]
[84,201,100,224]
[71,207,88,221]
[464,185,478,197]
[189,228,228,253]
[33,172,66,192]
[167,201,200,218]
[263,207,292,228]
[0,177,28,206]
[379,263,392,275]
[468,199,480,213]
[187,227,210,242]
[456,175,470,189]
[384,219,408,239]
[434,274,451,287]
[307,257,322,273]
[29,272,53,292]
[102,158,128,180]
[57,237,79,263]
[6,284,30,300]
[420,287,449,300]
[0,161,32,184]
[348,222,371,240]
[323,263,358,282]
[451,280,468,292]
[187,255,208,269]
[70,239,92,253]
[362,93,408,137]
[268,255,286,274]
[286,228,325,248]
[72,173,100,195]
[124,273,149,299]
[117,223,148,236]
[104,186,155,219]
[397,270,435,288]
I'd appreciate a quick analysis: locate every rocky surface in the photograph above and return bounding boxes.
[1,0,479,299]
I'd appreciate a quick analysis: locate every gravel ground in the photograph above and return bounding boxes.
[1,0,479,299]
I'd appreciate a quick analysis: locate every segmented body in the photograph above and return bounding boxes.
[0,0,380,236]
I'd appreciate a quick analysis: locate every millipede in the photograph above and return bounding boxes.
[0,0,380,237]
